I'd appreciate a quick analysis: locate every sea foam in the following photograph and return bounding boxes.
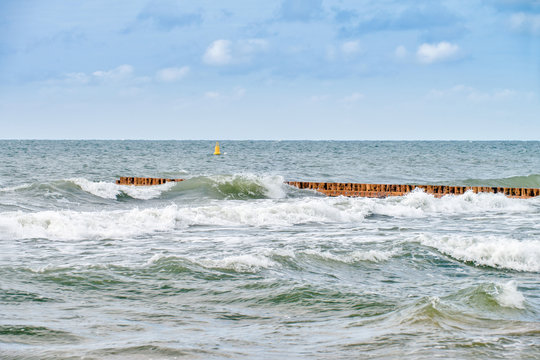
[493,281,526,309]
[0,193,537,242]
[373,189,532,218]
[70,178,175,200]
[302,249,398,263]
[417,234,540,272]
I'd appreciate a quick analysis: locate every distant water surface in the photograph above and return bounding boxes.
[0,140,539,359]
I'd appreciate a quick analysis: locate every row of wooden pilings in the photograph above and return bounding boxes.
[115,177,540,199]
[116,177,183,186]
[285,181,540,199]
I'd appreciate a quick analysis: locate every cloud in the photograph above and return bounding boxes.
[64,72,91,84]
[339,4,461,36]
[277,0,324,22]
[61,64,190,86]
[62,66,134,86]
[509,13,540,34]
[92,64,134,81]
[416,42,459,64]
[326,40,362,61]
[203,39,268,66]
[395,45,408,59]
[204,91,221,99]
[203,40,233,65]
[130,2,202,31]
[488,0,540,13]
[156,66,190,82]
[204,87,246,100]
[341,40,361,55]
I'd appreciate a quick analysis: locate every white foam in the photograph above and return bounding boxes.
[372,189,532,218]
[0,199,369,240]
[417,234,540,272]
[177,198,370,227]
[70,178,175,200]
[0,205,180,240]
[0,183,33,192]
[493,281,526,309]
[302,248,397,263]
[1,194,538,243]
[198,254,277,273]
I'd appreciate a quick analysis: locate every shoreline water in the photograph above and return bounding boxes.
[1,140,539,359]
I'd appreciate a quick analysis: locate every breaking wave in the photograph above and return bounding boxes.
[416,234,540,272]
[0,175,288,201]
[71,178,176,200]
[0,189,537,241]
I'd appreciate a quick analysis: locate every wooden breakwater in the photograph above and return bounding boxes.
[115,177,540,199]
[116,177,183,186]
[286,181,540,199]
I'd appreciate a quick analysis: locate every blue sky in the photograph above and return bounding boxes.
[1,0,539,140]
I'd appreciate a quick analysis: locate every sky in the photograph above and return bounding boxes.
[0,0,539,140]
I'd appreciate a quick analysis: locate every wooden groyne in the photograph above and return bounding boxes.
[115,177,540,199]
[286,181,540,199]
[116,177,183,186]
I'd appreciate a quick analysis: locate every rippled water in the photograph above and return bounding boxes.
[1,140,539,359]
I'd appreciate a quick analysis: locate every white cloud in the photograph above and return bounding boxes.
[395,45,407,59]
[510,13,540,34]
[341,40,361,55]
[417,42,459,64]
[92,64,134,81]
[64,72,90,84]
[59,64,181,87]
[203,39,233,65]
[156,66,190,82]
[204,87,246,101]
[204,91,221,99]
[203,39,268,66]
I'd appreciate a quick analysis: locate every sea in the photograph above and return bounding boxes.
[0,140,539,359]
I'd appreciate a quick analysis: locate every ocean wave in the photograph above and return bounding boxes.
[70,178,175,200]
[301,249,398,263]
[0,199,365,240]
[1,190,537,240]
[491,281,526,309]
[0,174,288,202]
[198,254,278,273]
[180,174,287,199]
[0,206,181,240]
[0,183,33,193]
[145,253,277,274]
[373,189,532,218]
[452,281,527,311]
[72,174,288,200]
[416,234,540,272]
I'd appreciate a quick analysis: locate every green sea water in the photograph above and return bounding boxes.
[0,140,539,359]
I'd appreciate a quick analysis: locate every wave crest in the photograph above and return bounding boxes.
[417,234,540,272]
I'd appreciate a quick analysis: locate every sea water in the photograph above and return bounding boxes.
[0,140,539,359]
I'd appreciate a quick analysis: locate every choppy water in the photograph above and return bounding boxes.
[1,140,539,359]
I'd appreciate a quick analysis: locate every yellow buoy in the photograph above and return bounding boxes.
[213,141,221,155]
